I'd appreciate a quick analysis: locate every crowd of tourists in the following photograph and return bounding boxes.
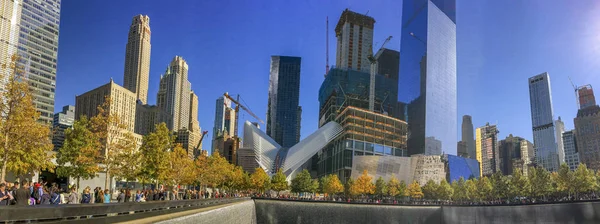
[0,180,241,206]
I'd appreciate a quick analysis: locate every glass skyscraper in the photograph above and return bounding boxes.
[267,56,301,148]
[17,0,62,125]
[399,0,457,155]
[528,72,559,171]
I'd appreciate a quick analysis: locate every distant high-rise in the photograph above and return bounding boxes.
[457,141,468,158]
[574,89,600,170]
[16,0,62,124]
[0,0,21,91]
[499,134,533,175]
[562,130,580,171]
[134,103,169,136]
[462,115,476,159]
[123,15,151,104]
[157,56,191,131]
[212,96,234,151]
[52,105,75,151]
[577,85,596,109]
[555,116,566,164]
[334,9,375,73]
[266,56,301,148]
[175,91,201,158]
[476,123,499,176]
[400,0,457,156]
[528,72,559,171]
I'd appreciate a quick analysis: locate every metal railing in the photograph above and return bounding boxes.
[0,197,249,223]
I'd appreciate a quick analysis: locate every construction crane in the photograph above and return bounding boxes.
[569,76,580,109]
[223,92,265,139]
[368,36,393,111]
[194,130,208,153]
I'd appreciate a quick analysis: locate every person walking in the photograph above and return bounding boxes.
[125,189,131,202]
[95,187,103,203]
[67,187,79,204]
[81,187,91,203]
[117,189,125,203]
[14,181,31,206]
[103,189,111,203]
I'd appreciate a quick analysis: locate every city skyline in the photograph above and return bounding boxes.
[55,0,600,155]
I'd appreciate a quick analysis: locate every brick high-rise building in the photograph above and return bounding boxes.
[123,15,151,104]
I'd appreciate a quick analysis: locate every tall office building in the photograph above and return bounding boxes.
[175,91,201,158]
[574,87,600,170]
[577,85,596,109]
[52,105,75,151]
[134,103,169,135]
[123,15,151,104]
[462,115,476,159]
[266,56,301,148]
[0,0,21,90]
[334,9,375,73]
[555,116,565,164]
[528,72,559,171]
[212,96,235,152]
[498,134,533,175]
[400,0,457,156]
[562,130,580,171]
[457,141,468,158]
[476,123,499,176]
[15,0,61,124]
[157,56,191,131]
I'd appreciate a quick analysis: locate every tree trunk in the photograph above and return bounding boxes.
[1,134,9,183]
[105,170,110,190]
[77,177,81,190]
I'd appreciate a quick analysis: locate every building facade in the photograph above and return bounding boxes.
[52,105,75,151]
[0,0,21,90]
[334,9,374,73]
[528,72,559,171]
[578,85,596,109]
[457,141,468,158]
[574,105,600,170]
[134,103,169,135]
[16,0,62,124]
[399,0,457,156]
[266,56,302,148]
[157,56,191,131]
[555,116,566,164]
[212,96,235,152]
[498,134,533,175]
[462,115,476,159]
[562,130,580,171]
[123,15,151,104]
[317,106,408,181]
[476,123,499,176]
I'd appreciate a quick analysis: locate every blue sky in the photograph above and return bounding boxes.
[56,0,600,155]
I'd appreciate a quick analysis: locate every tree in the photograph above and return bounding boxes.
[491,172,509,200]
[476,176,493,201]
[290,169,313,193]
[529,166,552,199]
[398,180,408,198]
[407,180,423,199]
[110,131,142,188]
[202,152,233,189]
[56,116,101,189]
[250,167,270,193]
[0,54,54,182]
[465,179,477,201]
[573,163,596,198]
[345,178,357,197]
[322,174,344,197]
[510,168,529,198]
[89,96,130,189]
[163,144,196,188]
[354,170,375,195]
[437,179,453,200]
[422,179,438,200]
[310,179,319,193]
[452,177,468,201]
[386,176,401,198]
[555,163,574,197]
[230,166,249,191]
[374,177,388,198]
[139,123,173,187]
[271,169,289,194]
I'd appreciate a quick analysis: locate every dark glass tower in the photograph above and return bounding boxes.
[400,0,457,155]
[267,56,302,148]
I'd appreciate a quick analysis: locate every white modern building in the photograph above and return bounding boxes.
[528,72,559,171]
[242,121,343,181]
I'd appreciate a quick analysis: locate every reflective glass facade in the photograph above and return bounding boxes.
[446,154,480,182]
[267,56,301,148]
[528,72,559,171]
[17,0,61,125]
[399,0,457,156]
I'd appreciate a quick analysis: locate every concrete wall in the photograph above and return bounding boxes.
[159,200,256,224]
[254,199,600,224]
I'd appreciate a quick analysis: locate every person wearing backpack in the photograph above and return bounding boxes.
[81,187,91,203]
[50,187,60,205]
[0,183,13,206]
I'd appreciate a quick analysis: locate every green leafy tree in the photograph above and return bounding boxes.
[491,172,509,200]
[250,167,270,193]
[398,180,408,198]
[529,166,552,199]
[0,54,54,182]
[555,163,574,197]
[291,169,313,193]
[422,180,439,200]
[573,163,596,198]
[271,169,289,194]
[375,177,388,198]
[163,144,196,188]
[139,123,173,187]
[452,177,468,201]
[510,168,529,198]
[345,178,357,197]
[310,179,319,193]
[477,176,493,201]
[56,116,101,189]
[465,179,478,201]
[437,179,453,200]
[108,132,142,187]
